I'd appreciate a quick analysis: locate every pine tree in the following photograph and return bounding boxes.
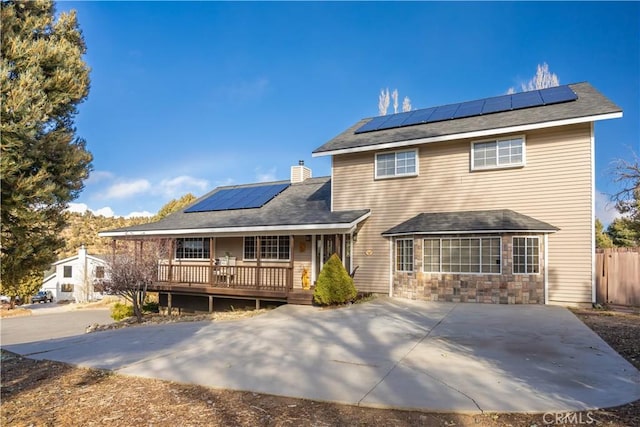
[154,193,197,220]
[595,218,613,248]
[1,0,92,300]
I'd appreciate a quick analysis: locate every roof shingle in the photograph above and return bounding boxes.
[382,210,559,236]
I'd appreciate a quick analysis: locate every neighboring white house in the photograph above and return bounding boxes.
[41,245,107,302]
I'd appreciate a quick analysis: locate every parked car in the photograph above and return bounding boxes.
[31,290,53,304]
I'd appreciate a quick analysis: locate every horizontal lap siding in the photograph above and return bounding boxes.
[332,123,593,303]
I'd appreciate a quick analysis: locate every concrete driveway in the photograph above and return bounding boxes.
[4,298,639,413]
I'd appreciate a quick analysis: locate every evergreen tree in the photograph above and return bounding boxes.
[607,218,639,247]
[1,0,92,299]
[595,218,613,248]
[154,193,197,220]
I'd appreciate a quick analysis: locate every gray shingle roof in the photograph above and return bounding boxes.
[101,177,370,236]
[313,82,621,155]
[382,210,559,236]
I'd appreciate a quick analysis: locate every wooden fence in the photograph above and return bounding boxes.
[595,247,640,307]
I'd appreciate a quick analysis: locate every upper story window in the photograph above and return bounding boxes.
[63,266,72,278]
[472,136,524,170]
[244,236,290,261]
[175,237,210,259]
[375,149,418,179]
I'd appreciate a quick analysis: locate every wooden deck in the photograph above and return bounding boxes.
[152,264,298,303]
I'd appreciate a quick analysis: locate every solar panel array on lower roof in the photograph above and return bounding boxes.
[354,85,578,134]
[185,183,290,213]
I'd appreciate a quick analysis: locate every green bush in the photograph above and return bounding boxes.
[111,302,134,321]
[313,253,357,305]
[142,301,159,313]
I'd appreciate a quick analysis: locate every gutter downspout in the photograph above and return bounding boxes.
[590,122,596,305]
[389,239,393,297]
[544,234,549,305]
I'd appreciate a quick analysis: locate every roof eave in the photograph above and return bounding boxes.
[312,111,622,157]
[382,228,559,237]
[99,212,371,239]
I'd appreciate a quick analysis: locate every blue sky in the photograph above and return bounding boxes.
[59,1,639,224]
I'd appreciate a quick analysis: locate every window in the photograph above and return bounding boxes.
[244,236,290,261]
[175,238,210,259]
[63,266,72,278]
[61,283,73,292]
[375,149,417,178]
[396,239,414,272]
[513,237,540,274]
[424,237,501,274]
[472,137,524,170]
[95,266,105,279]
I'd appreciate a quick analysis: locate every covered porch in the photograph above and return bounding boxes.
[98,175,371,311]
[109,231,363,311]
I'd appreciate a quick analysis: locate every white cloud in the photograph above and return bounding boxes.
[66,203,115,218]
[66,202,90,214]
[102,179,151,199]
[595,190,621,226]
[255,167,277,183]
[125,210,154,219]
[93,207,116,217]
[86,170,114,185]
[156,175,209,198]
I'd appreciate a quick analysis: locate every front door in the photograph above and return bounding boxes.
[315,235,344,280]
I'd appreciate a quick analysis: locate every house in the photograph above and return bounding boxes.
[41,245,107,302]
[100,82,621,309]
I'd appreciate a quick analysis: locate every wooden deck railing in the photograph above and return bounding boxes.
[157,264,292,292]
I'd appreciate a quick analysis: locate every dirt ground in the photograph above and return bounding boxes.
[1,306,639,427]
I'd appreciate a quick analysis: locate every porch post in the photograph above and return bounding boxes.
[209,237,215,285]
[256,236,261,289]
[168,239,174,283]
[111,239,116,262]
[208,295,213,313]
[289,235,294,291]
[167,292,172,316]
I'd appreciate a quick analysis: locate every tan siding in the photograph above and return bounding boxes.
[333,123,593,303]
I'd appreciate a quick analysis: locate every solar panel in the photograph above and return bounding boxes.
[185,183,290,213]
[354,116,389,133]
[511,91,543,109]
[427,104,460,122]
[378,110,416,129]
[354,84,579,134]
[482,94,512,114]
[540,85,577,104]
[453,100,485,119]
[401,107,437,126]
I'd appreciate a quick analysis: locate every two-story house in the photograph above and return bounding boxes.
[100,82,621,310]
[41,245,108,302]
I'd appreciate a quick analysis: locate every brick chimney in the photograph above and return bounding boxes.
[290,160,312,184]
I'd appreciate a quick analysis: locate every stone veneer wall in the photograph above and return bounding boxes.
[393,233,545,304]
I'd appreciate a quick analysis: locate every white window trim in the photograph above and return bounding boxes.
[422,237,502,275]
[375,148,419,179]
[243,236,291,262]
[175,237,210,260]
[512,236,541,275]
[396,238,414,273]
[470,135,526,171]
